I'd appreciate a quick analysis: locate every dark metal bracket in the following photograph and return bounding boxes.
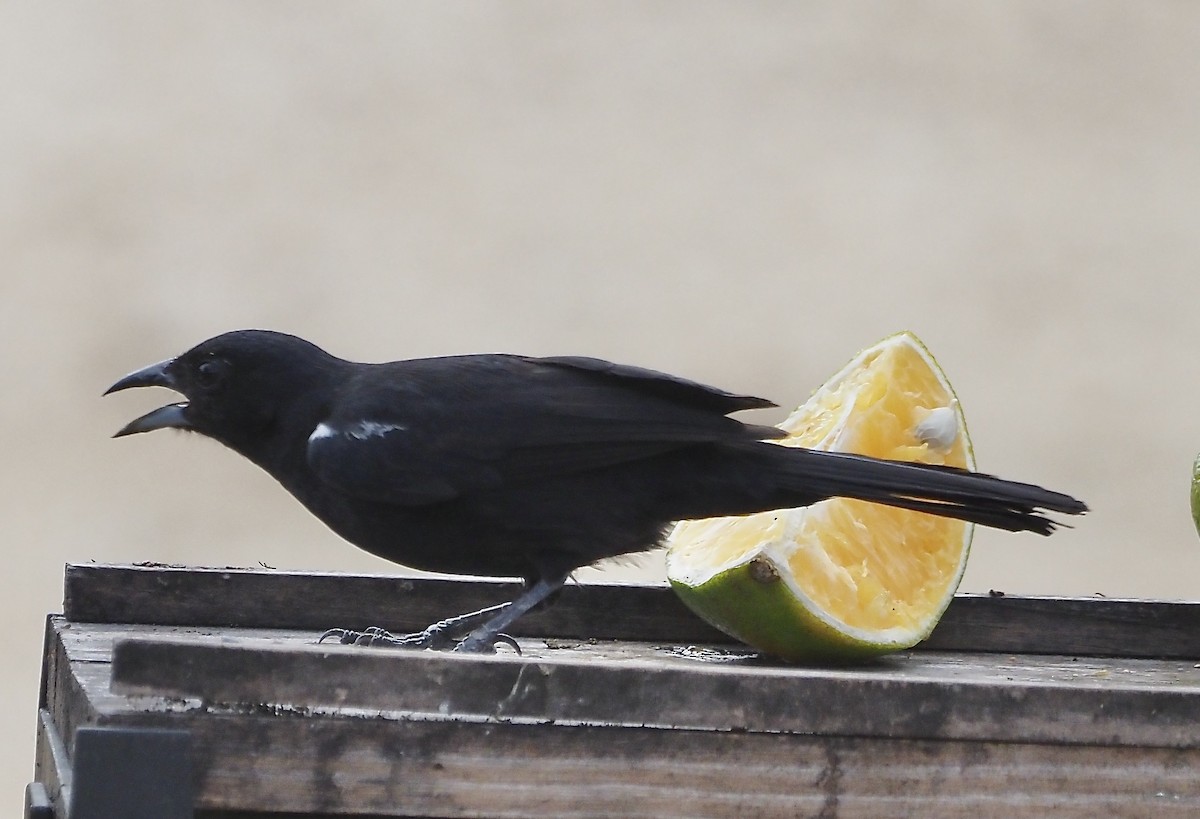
[28,716,193,819]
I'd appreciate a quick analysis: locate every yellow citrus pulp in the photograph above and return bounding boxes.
[665,331,975,661]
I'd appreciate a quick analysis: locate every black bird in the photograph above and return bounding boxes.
[106,330,1087,652]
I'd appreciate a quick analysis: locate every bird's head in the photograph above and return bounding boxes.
[105,329,340,457]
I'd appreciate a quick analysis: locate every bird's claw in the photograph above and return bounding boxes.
[453,632,522,655]
[317,625,445,649]
[493,632,522,654]
[317,625,521,654]
[316,627,352,645]
[317,626,384,646]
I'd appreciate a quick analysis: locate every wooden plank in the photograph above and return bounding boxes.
[171,716,1200,818]
[63,563,1200,659]
[43,618,1200,817]
[921,593,1200,658]
[32,710,70,819]
[43,620,99,756]
[63,562,717,642]
[104,630,1200,750]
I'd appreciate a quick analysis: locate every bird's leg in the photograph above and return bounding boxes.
[318,572,570,653]
[318,602,511,650]
[455,573,568,654]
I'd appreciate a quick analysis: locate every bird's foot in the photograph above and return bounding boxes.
[453,631,522,655]
[318,624,455,649]
[317,623,520,654]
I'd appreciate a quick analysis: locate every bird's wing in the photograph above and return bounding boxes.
[305,354,782,506]
[533,356,776,414]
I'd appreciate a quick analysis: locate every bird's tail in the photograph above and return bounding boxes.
[767,446,1087,535]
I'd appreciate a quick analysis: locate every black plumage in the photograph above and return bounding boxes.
[106,330,1087,652]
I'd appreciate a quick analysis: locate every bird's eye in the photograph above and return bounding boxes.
[195,358,229,389]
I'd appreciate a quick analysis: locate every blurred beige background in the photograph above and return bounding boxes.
[5,1,1200,808]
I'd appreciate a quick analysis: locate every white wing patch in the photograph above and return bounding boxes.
[348,420,406,440]
[309,420,406,444]
[309,422,336,442]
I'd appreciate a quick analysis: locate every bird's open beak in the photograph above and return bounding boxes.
[105,359,193,437]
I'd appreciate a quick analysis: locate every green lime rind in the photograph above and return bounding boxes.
[669,556,926,663]
[1192,454,1200,539]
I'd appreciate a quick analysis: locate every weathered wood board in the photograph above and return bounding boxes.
[63,562,1200,658]
[32,564,1200,818]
